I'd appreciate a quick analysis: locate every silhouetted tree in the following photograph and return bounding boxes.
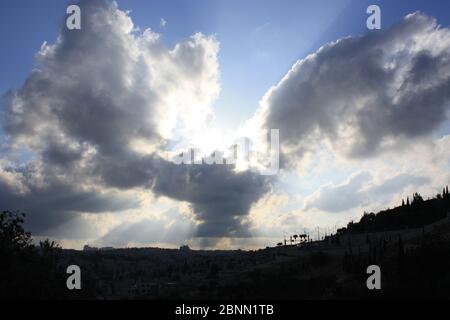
[337,186,450,235]
[0,211,32,252]
[412,193,424,204]
[0,210,94,299]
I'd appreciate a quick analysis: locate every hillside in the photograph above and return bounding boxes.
[337,187,450,235]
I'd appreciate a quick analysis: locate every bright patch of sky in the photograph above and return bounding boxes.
[2,0,450,248]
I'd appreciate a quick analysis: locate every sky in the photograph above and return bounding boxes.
[1,0,450,249]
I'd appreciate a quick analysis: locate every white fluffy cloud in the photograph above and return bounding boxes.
[2,3,450,249]
[257,12,450,165]
[7,1,219,154]
[236,12,450,234]
[303,171,429,213]
[1,0,270,243]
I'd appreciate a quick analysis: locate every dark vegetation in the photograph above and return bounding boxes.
[210,233,450,300]
[338,186,450,234]
[1,186,450,299]
[339,232,450,299]
[0,210,95,299]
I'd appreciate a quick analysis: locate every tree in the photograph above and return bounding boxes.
[0,211,33,253]
[0,210,94,299]
[39,238,61,253]
[412,193,424,204]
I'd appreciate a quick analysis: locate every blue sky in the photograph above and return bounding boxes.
[1,1,450,249]
[2,0,450,130]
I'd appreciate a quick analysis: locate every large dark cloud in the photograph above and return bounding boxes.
[261,12,450,164]
[90,153,270,238]
[0,166,138,234]
[151,159,270,238]
[1,0,270,240]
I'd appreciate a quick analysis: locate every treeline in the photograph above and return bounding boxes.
[338,186,450,235]
[0,211,95,299]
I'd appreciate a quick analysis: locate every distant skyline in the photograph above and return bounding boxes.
[1,0,450,249]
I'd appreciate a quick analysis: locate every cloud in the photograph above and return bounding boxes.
[6,1,219,153]
[304,171,430,213]
[370,173,430,198]
[304,172,372,213]
[4,2,448,248]
[258,12,450,165]
[1,0,270,241]
[151,159,271,237]
[0,165,138,234]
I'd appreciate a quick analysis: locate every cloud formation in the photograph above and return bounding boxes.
[1,0,270,240]
[2,3,449,248]
[259,12,450,164]
[304,171,430,213]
